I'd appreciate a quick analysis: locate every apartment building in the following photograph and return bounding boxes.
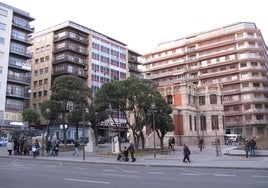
[128,49,142,78]
[142,22,268,145]
[30,21,129,139]
[0,2,35,130]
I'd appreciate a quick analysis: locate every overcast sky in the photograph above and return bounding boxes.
[2,0,267,54]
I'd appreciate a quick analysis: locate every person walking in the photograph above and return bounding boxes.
[168,137,173,149]
[73,140,79,156]
[244,139,250,158]
[32,139,40,158]
[199,139,203,151]
[248,137,256,157]
[183,144,191,163]
[7,140,13,155]
[128,142,136,162]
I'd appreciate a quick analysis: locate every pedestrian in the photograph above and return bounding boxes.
[128,142,136,162]
[183,144,191,163]
[244,139,250,158]
[168,137,173,149]
[73,140,79,156]
[7,140,13,155]
[248,137,256,157]
[32,139,40,158]
[198,139,203,151]
[117,146,129,161]
[46,140,51,155]
[171,137,175,149]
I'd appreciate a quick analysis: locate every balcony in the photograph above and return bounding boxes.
[7,74,31,84]
[11,34,32,46]
[53,56,87,67]
[12,22,35,33]
[5,103,24,111]
[10,51,32,59]
[53,44,88,56]
[53,67,88,78]
[6,89,30,99]
[54,33,88,45]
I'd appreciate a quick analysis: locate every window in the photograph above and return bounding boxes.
[39,69,43,75]
[199,96,205,105]
[240,63,247,68]
[44,78,48,84]
[251,62,257,67]
[232,95,239,101]
[0,8,8,17]
[46,45,50,50]
[211,115,219,130]
[244,104,251,111]
[0,37,5,44]
[210,94,217,104]
[44,67,49,74]
[189,115,192,131]
[242,82,249,88]
[257,127,264,135]
[243,94,251,100]
[231,75,238,80]
[212,68,217,73]
[211,58,217,64]
[167,95,173,104]
[230,64,236,69]
[200,115,206,131]
[241,73,249,79]
[237,32,243,38]
[0,22,6,30]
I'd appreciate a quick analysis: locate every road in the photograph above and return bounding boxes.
[0,158,268,188]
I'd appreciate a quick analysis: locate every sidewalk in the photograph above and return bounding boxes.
[1,144,268,170]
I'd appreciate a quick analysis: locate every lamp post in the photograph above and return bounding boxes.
[44,108,50,156]
[82,106,85,161]
[200,112,204,150]
[151,103,156,158]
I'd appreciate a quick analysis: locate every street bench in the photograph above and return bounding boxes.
[160,147,175,155]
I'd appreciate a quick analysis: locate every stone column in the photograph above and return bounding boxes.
[85,127,97,152]
[112,136,120,153]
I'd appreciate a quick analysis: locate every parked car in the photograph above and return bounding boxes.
[0,138,8,147]
[79,137,89,144]
[97,136,106,144]
[119,137,129,143]
[59,138,74,144]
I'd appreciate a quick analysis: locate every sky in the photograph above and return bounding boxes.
[2,0,267,54]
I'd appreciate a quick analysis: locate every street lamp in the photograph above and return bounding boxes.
[46,108,50,142]
[82,106,85,161]
[151,103,156,158]
[200,112,204,150]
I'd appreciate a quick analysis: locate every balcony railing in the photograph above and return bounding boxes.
[7,74,31,84]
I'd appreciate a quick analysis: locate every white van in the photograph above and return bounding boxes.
[225,134,242,144]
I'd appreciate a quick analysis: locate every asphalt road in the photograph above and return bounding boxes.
[1,158,268,188]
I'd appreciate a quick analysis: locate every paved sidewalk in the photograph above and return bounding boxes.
[1,144,267,170]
